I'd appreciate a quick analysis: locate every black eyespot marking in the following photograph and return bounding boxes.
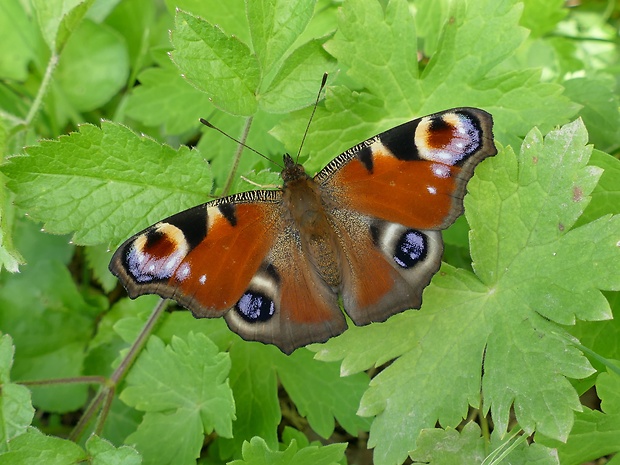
[218,203,237,227]
[357,145,373,173]
[393,230,427,269]
[165,207,207,249]
[380,120,420,161]
[235,291,276,323]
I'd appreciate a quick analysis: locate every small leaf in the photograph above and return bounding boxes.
[276,349,371,438]
[0,428,86,465]
[124,65,214,135]
[171,10,260,116]
[120,333,235,465]
[246,0,316,74]
[229,437,346,465]
[0,183,24,273]
[538,369,620,464]
[563,73,620,153]
[0,335,35,452]
[31,0,92,53]
[216,342,281,458]
[260,37,336,114]
[86,435,142,465]
[55,19,129,112]
[0,0,39,81]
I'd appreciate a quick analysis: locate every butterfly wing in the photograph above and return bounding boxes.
[224,231,346,353]
[317,107,496,324]
[110,107,495,353]
[109,191,346,353]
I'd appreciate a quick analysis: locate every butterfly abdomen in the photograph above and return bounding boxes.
[282,174,342,288]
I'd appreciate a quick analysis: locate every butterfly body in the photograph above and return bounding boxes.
[110,108,497,353]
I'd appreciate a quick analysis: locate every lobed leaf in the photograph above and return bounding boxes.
[228,437,346,465]
[120,333,235,465]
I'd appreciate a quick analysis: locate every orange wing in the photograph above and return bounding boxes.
[317,107,497,229]
[109,193,282,317]
[110,191,347,353]
[316,108,496,325]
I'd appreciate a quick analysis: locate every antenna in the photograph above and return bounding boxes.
[295,73,328,162]
[200,73,328,169]
[199,118,284,169]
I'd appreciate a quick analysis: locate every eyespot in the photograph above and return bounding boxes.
[416,111,481,165]
[235,291,276,322]
[393,230,428,269]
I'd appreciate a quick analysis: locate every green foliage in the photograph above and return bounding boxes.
[0,0,619,464]
[120,333,235,464]
[229,436,347,465]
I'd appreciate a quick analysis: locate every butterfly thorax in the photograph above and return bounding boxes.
[280,154,341,289]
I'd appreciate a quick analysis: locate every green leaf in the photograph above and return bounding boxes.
[124,64,214,135]
[413,0,451,58]
[0,335,34,453]
[576,150,620,226]
[55,19,129,112]
[0,0,39,81]
[0,259,101,412]
[0,428,86,465]
[520,0,567,38]
[228,437,346,465]
[563,73,620,153]
[260,37,337,114]
[86,435,142,465]
[120,333,235,465]
[410,422,559,464]
[216,342,281,458]
[246,0,316,75]
[276,349,371,438]
[171,10,260,116]
[84,244,118,293]
[2,121,212,246]
[275,0,578,162]
[326,0,420,110]
[0,182,23,273]
[164,0,251,46]
[411,423,486,464]
[104,0,158,85]
[31,0,92,53]
[539,369,620,464]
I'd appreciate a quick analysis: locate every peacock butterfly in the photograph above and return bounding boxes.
[109,106,496,354]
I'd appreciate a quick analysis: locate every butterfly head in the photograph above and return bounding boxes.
[281,153,309,185]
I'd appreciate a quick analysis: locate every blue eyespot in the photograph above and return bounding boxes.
[235,291,276,322]
[393,230,427,268]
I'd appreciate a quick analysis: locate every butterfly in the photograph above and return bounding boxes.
[109,107,497,354]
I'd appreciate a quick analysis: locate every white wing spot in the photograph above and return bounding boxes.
[176,263,191,281]
[431,163,451,178]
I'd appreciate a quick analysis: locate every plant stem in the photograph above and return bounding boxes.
[69,298,169,441]
[19,375,107,386]
[26,52,59,126]
[222,116,253,196]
